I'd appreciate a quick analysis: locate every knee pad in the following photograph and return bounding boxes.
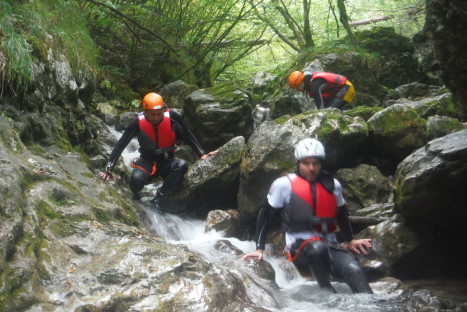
[171,159,188,173]
[343,261,364,276]
[130,169,149,193]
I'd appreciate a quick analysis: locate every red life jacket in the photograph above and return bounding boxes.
[137,111,175,152]
[306,72,347,99]
[283,174,337,233]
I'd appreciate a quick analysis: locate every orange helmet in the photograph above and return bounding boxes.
[288,71,304,89]
[142,92,164,110]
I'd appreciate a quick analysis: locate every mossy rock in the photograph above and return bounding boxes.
[354,26,430,88]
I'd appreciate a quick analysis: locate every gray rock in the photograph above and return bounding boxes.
[183,85,253,151]
[335,164,393,213]
[394,129,467,225]
[367,104,427,174]
[166,136,246,216]
[426,115,464,140]
[205,209,241,238]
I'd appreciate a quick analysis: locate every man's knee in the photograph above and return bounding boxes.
[343,261,364,276]
[342,261,373,294]
[171,159,188,173]
[130,169,149,190]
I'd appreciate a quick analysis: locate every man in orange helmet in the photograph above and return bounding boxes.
[100,92,215,209]
[288,71,355,110]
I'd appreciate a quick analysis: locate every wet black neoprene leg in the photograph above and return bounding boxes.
[302,241,336,292]
[151,158,188,210]
[130,168,149,200]
[157,158,188,197]
[328,97,345,109]
[330,248,373,294]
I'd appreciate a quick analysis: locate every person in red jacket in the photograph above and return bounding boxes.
[288,71,356,109]
[241,138,372,294]
[99,92,216,209]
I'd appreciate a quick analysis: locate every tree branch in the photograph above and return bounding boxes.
[81,0,179,55]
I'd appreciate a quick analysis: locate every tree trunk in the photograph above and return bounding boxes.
[337,0,358,49]
[302,0,314,48]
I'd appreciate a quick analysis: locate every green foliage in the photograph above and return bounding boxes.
[0,0,98,93]
[0,1,34,92]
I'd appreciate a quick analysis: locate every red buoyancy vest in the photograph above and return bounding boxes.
[137,112,175,150]
[284,174,337,233]
[307,72,347,99]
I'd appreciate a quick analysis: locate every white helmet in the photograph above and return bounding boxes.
[294,138,326,161]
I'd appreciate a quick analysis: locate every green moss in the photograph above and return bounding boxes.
[345,106,383,121]
[1,0,98,93]
[91,206,111,224]
[114,205,139,227]
[37,200,61,221]
[49,219,79,238]
[27,144,45,155]
[273,115,292,125]
[50,188,75,206]
[372,107,426,133]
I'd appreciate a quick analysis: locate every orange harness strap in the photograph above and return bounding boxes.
[130,158,157,176]
[283,236,322,262]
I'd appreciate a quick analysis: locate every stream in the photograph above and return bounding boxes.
[109,126,465,311]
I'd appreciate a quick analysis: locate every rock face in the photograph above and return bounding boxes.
[417,0,467,119]
[0,115,284,312]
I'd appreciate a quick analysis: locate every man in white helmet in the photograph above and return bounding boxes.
[242,138,373,294]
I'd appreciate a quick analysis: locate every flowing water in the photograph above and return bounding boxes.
[109,125,461,311]
[142,209,407,312]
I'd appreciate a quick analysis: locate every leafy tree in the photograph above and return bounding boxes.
[77,0,268,90]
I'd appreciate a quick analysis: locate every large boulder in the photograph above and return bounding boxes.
[159,80,199,109]
[238,110,368,222]
[183,84,254,151]
[394,129,467,225]
[426,115,465,140]
[165,136,246,217]
[360,214,426,278]
[354,27,430,89]
[269,88,314,119]
[366,104,427,174]
[383,89,457,120]
[335,164,393,213]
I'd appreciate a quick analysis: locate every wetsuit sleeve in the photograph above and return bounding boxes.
[336,204,354,242]
[169,110,205,157]
[106,118,139,170]
[255,201,278,251]
[309,79,327,109]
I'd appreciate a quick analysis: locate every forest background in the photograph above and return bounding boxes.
[1,0,425,108]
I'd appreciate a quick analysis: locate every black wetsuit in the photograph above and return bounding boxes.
[254,173,373,294]
[304,76,348,110]
[107,110,205,199]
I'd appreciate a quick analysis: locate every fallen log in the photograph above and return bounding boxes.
[349,15,394,27]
